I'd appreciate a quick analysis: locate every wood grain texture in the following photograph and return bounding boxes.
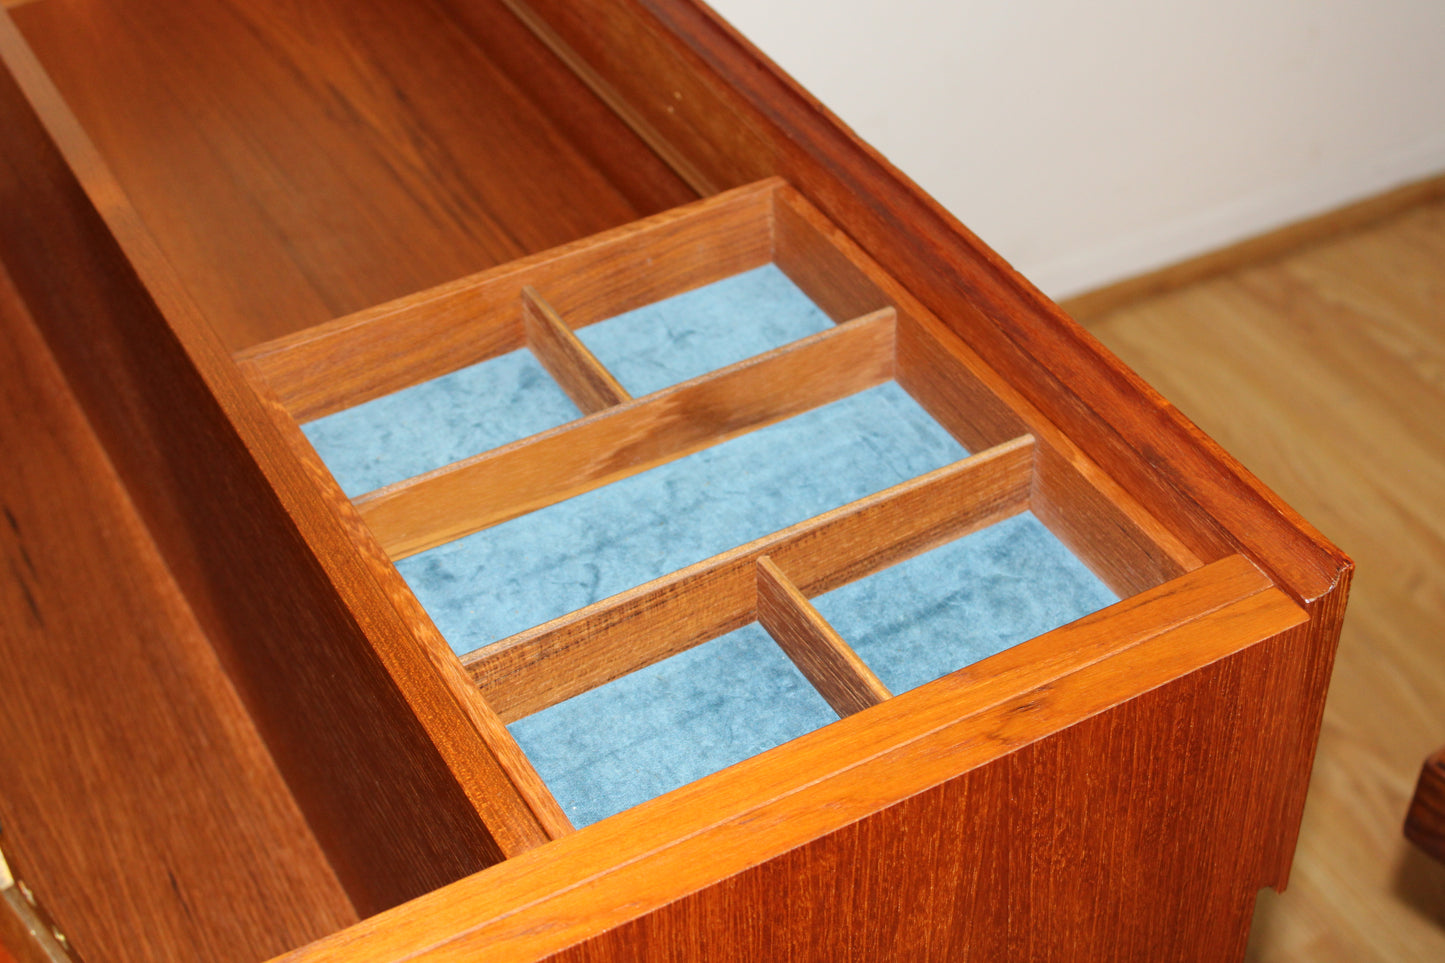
[1083,199,1445,961]
[430,0,695,216]
[0,263,357,962]
[0,14,553,918]
[240,361,575,842]
[510,0,1348,610]
[9,0,690,350]
[895,306,1200,597]
[522,286,631,413]
[772,185,891,322]
[467,435,1033,722]
[1406,748,1445,865]
[756,555,890,716]
[0,3,1358,960]
[357,307,897,560]
[280,557,1306,963]
[238,178,777,422]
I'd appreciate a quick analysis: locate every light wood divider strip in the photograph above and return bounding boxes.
[236,178,782,422]
[521,286,631,413]
[357,307,897,560]
[756,555,891,717]
[893,307,1202,597]
[465,434,1035,722]
[772,185,894,323]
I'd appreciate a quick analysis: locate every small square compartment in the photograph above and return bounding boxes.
[302,347,582,497]
[510,622,838,828]
[575,263,833,396]
[810,511,1119,695]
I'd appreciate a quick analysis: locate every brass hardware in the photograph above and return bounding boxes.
[1,836,78,963]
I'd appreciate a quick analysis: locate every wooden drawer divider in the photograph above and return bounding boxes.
[465,433,1035,723]
[755,555,892,717]
[521,285,632,413]
[358,305,896,559]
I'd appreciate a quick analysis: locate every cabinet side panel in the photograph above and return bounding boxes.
[547,622,1316,962]
[0,22,550,916]
[0,265,358,962]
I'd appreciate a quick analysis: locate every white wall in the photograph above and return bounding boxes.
[708,0,1445,299]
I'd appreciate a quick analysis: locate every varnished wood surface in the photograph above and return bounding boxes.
[0,1,1358,958]
[0,12,559,918]
[1084,198,1445,962]
[521,286,632,413]
[504,10,1351,923]
[896,306,1202,597]
[516,0,1348,607]
[0,261,358,961]
[10,0,693,349]
[755,555,891,716]
[281,556,1305,962]
[1406,748,1445,865]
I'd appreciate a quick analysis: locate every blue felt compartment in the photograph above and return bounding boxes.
[508,511,1115,829]
[397,382,967,653]
[509,622,838,828]
[301,348,581,497]
[575,264,834,396]
[811,512,1119,696]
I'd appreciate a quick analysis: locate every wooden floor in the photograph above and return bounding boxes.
[1084,198,1445,961]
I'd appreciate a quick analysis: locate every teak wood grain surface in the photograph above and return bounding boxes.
[0,262,357,963]
[0,0,1351,961]
[1407,748,1445,866]
[8,0,694,349]
[0,5,562,932]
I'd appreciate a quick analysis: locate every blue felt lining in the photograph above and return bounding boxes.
[301,348,581,497]
[575,264,834,395]
[509,622,838,828]
[811,512,1118,695]
[398,382,967,653]
[509,513,1115,829]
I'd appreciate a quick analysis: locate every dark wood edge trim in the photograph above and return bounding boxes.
[621,0,1349,606]
[1405,746,1445,864]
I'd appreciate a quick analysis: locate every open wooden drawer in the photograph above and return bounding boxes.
[0,1,1351,961]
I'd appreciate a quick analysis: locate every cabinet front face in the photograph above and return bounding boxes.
[0,2,1349,962]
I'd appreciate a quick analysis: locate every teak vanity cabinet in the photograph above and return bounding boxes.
[0,1,1350,961]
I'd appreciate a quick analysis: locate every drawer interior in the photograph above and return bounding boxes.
[240,179,1167,829]
[7,0,697,350]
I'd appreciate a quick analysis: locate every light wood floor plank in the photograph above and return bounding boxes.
[1086,199,1445,963]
